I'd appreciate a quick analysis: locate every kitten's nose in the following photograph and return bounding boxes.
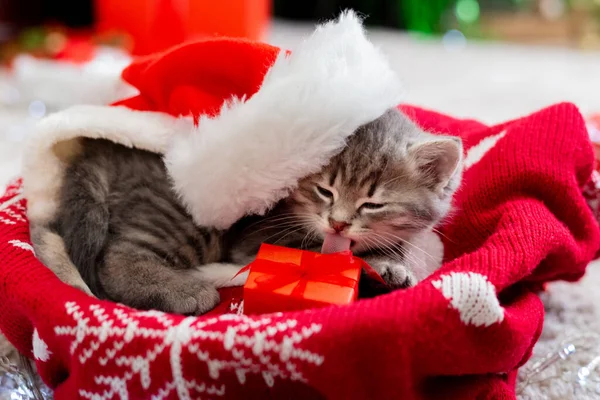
[329,218,350,233]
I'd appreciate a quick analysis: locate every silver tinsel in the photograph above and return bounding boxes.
[518,333,600,397]
[0,356,52,400]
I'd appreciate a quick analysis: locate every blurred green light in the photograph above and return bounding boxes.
[455,0,480,24]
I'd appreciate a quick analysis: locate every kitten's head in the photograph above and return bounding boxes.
[286,108,463,252]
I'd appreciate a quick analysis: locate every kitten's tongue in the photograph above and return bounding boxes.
[321,233,352,254]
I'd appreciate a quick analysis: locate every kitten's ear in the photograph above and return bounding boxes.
[409,137,463,191]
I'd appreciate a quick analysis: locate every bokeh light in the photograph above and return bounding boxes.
[28,100,46,119]
[455,0,480,24]
[442,29,467,52]
[45,32,67,55]
[539,0,565,20]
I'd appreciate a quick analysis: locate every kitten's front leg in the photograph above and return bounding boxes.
[362,230,444,289]
[361,255,416,289]
[102,252,220,315]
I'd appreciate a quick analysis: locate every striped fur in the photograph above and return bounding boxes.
[51,138,222,314]
[45,108,462,315]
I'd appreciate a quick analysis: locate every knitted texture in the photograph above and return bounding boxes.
[1,103,599,400]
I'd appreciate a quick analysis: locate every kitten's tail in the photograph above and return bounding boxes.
[59,199,109,296]
[29,224,95,296]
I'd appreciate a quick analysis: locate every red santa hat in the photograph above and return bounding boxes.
[22,11,403,229]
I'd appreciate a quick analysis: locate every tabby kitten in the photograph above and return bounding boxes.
[43,108,462,315]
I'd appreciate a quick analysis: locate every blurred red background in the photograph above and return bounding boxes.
[95,0,271,55]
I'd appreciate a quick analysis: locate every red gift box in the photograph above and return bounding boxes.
[240,244,380,315]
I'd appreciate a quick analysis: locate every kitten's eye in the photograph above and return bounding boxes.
[359,202,385,212]
[315,186,334,200]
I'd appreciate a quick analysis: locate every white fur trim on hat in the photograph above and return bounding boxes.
[165,10,403,229]
[22,105,192,225]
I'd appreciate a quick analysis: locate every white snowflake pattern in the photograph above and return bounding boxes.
[9,239,35,254]
[1,178,23,200]
[0,188,26,226]
[1,191,31,256]
[52,301,324,399]
[0,215,15,225]
[229,300,244,315]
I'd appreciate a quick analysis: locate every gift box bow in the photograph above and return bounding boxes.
[236,245,386,298]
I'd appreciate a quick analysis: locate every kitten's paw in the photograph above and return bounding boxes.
[151,280,220,316]
[367,258,415,290]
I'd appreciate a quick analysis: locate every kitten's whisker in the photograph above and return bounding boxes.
[391,218,455,245]
[247,217,316,236]
[241,213,317,233]
[301,228,320,250]
[273,227,307,245]
[368,239,404,265]
[382,237,424,268]
[300,231,311,250]
[255,215,314,226]
[389,218,455,245]
[383,240,430,276]
[380,231,437,264]
[248,221,305,236]
[384,246,407,264]
[308,230,321,249]
[242,220,300,235]
[260,225,305,243]
[378,239,427,269]
[301,226,320,248]
[360,237,378,256]
[378,240,429,276]
[369,232,399,251]
[370,233,421,267]
[430,227,455,244]
[241,213,300,228]
[364,235,395,257]
[258,219,315,245]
